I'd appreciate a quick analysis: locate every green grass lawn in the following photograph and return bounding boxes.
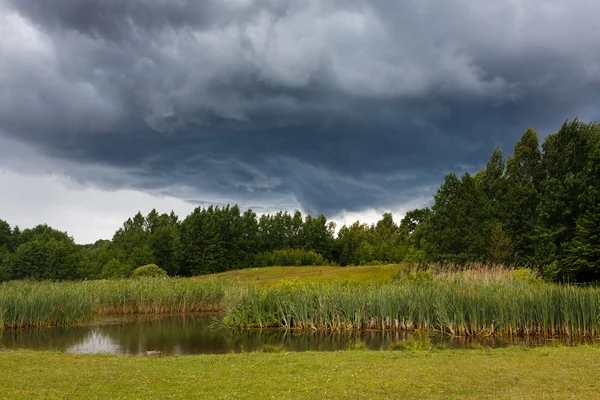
[200,264,399,286]
[2,346,600,399]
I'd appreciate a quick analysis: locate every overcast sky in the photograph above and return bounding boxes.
[1,0,600,243]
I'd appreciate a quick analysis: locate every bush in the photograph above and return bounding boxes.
[513,267,543,284]
[132,264,167,278]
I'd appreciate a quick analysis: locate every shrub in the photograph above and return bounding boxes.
[513,267,543,284]
[132,264,168,278]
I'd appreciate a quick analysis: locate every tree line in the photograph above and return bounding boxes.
[0,119,598,282]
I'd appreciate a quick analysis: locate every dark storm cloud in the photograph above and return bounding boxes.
[2,0,600,216]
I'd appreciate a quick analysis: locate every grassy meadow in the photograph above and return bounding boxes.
[199,264,400,286]
[2,346,600,399]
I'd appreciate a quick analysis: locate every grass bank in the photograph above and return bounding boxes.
[1,346,600,399]
[201,264,399,286]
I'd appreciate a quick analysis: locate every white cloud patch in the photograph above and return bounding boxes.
[0,169,196,244]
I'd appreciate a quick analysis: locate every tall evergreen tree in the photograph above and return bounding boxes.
[504,128,542,264]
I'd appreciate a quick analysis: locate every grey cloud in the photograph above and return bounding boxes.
[1,0,600,218]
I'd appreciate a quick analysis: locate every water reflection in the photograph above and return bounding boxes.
[1,314,597,355]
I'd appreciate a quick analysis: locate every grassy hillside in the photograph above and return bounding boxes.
[2,346,600,399]
[199,264,400,286]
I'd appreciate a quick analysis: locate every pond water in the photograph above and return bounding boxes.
[0,314,594,355]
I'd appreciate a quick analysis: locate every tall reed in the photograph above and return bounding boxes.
[0,278,228,329]
[222,269,600,337]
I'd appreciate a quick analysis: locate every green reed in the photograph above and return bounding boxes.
[0,278,228,329]
[222,269,600,337]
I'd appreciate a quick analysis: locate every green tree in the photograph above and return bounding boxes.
[0,219,12,281]
[503,128,542,264]
[336,222,371,266]
[10,226,81,280]
[302,214,335,259]
[111,211,155,269]
[488,223,514,265]
[100,258,133,279]
[147,211,182,276]
[537,119,600,275]
[77,239,113,279]
[425,173,492,262]
[480,147,507,212]
[562,146,600,280]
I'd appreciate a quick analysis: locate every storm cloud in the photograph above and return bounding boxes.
[2,0,600,222]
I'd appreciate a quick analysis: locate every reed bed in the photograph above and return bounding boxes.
[222,269,600,337]
[4,266,600,337]
[0,278,228,329]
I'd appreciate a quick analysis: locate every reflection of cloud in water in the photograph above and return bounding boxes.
[172,344,183,355]
[67,330,121,354]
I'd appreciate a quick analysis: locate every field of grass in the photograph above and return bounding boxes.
[200,264,400,286]
[1,346,600,399]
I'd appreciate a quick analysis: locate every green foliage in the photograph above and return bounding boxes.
[255,248,327,267]
[100,258,134,279]
[336,213,406,266]
[513,267,543,284]
[487,223,514,265]
[132,264,168,278]
[425,173,492,262]
[10,225,81,280]
[181,205,257,275]
[502,128,542,265]
[563,202,600,281]
[0,219,12,251]
[562,145,600,281]
[0,245,11,282]
[536,120,600,278]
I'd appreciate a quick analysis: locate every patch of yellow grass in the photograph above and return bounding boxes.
[197,264,400,286]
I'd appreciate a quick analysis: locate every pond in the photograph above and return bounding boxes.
[0,314,594,355]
